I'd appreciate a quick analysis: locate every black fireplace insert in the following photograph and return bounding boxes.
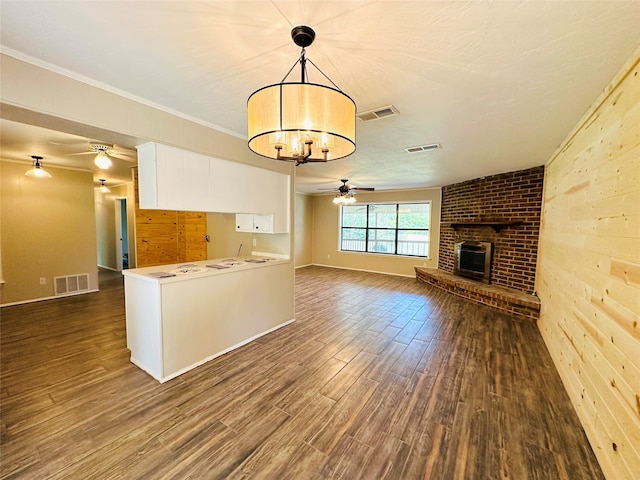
[454,240,493,283]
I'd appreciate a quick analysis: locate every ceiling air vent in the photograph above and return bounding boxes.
[404,143,442,153]
[357,105,399,122]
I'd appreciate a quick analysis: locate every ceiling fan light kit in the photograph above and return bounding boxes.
[92,144,113,169]
[333,192,356,205]
[326,179,375,205]
[25,155,52,178]
[247,25,356,166]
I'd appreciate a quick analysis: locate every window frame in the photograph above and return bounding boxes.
[339,202,431,258]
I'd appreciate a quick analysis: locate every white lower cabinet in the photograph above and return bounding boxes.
[123,260,294,383]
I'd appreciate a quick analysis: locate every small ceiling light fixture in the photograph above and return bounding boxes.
[25,156,52,178]
[247,25,356,166]
[98,178,111,193]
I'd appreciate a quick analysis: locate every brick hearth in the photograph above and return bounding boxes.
[415,267,540,321]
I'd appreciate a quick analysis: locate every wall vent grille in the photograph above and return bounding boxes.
[54,274,90,295]
[404,143,442,153]
[356,105,399,122]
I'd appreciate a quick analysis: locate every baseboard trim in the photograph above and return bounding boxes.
[135,318,296,383]
[98,264,120,272]
[1,288,100,307]
[309,263,415,278]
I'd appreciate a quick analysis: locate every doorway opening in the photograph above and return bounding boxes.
[115,197,129,270]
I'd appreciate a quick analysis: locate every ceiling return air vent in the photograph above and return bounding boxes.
[404,143,442,153]
[356,105,399,122]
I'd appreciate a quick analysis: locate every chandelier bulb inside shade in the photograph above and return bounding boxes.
[25,156,52,179]
[94,151,112,169]
[247,25,356,165]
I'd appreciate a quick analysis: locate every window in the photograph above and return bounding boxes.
[340,203,430,257]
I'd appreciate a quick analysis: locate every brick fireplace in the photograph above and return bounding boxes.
[439,166,544,293]
[416,166,544,319]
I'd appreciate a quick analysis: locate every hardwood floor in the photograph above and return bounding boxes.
[1,266,604,479]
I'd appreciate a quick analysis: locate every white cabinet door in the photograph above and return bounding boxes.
[183,151,210,211]
[137,142,186,210]
[210,157,244,213]
[155,144,185,210]
[240,165,263,214]
[137,143,159,209]
[235,213,254,232]
[253,214,274,233]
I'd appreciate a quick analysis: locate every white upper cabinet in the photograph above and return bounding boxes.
[235,213,281,234]
[208,156,245,213]
[138,142,206,211]
[182,151,210,211]
[136,142,290,232]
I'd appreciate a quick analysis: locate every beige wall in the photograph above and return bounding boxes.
[0,54,291,176]
[294,193,313,267]
[311,188,441,277]
[0,161,98,305]
[536,48,640,479]
[95,187,117,269]
[206,212,290,259]
[0,53,294,303]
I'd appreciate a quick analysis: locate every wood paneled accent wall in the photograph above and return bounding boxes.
[439,166,544,293]
[133,168,207,267]
[536,50,640,479]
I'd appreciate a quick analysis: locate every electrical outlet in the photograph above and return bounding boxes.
[39,277,46,285]
[327,254,330,259]
[253,238,257,247]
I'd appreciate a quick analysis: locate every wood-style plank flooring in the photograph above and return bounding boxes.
[1,266,604,479]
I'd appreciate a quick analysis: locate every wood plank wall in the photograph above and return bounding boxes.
[133,168,207,267]
[536,49,640,479]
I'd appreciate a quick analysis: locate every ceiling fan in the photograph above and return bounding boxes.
[69,143,136,169]
[321,179,375,194]
[320,179,375,204]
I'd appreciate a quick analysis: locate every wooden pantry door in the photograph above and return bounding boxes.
[133,168,207,267]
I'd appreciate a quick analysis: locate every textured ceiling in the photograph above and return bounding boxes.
[1,1,639,193]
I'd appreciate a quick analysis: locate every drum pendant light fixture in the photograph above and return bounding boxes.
[247,26,356,165]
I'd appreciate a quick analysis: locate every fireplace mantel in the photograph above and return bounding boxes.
[450,220,523,233]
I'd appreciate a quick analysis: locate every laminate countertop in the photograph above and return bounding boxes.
[122,253,289,284]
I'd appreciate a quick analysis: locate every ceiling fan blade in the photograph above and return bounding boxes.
[352,187,375,191]
[68,151,96,156]
[108,152,136,162]
[49,140,87,147]
[111,144,136,155]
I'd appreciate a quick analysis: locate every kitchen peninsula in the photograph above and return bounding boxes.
[122,255,294,383]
